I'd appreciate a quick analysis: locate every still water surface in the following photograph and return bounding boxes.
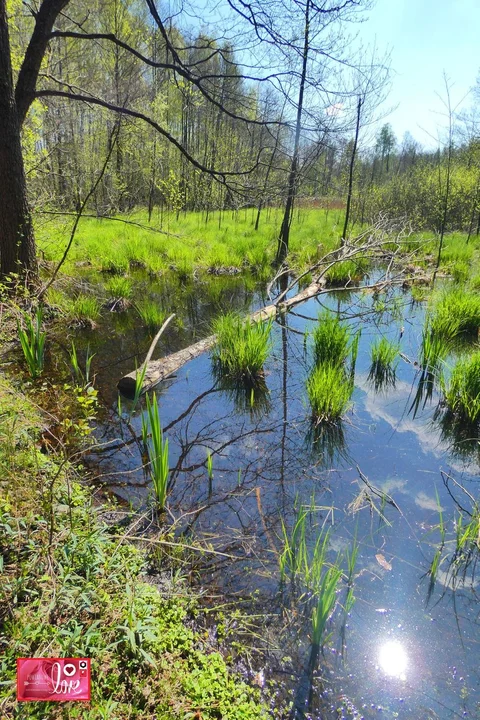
[84,275,480,719]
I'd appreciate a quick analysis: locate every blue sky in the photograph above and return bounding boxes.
[362,0,479,147]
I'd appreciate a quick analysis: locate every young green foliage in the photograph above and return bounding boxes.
[142,392,170,510]
[17,306,46,379]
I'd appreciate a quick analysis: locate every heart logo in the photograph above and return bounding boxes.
[63,664,76,677]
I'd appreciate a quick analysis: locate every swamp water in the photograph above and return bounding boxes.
[76,273,480,719]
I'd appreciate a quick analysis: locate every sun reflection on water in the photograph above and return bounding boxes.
[378,640,408,680]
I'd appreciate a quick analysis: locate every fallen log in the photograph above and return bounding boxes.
[117,279,325,397]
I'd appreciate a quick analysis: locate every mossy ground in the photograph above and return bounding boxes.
[0,368,268,719]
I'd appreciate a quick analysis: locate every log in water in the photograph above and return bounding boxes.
[117,280,325,397]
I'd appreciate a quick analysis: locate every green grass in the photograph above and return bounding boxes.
[46,288,101,325]
[368,336,399,389]
[211,313,273,380]
[443,350,480,423]
[312,311,351,368]
[306,364,353,422]
[106,276,133,299]
[135,300,166,334]
[324,258,368,286]
[429,287,480,343]
[36,207,348,277]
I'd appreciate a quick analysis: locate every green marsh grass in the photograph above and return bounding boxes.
[68,342,94,384]
[36,207,347,276]
[211,313,273,380]
[312,311,351,367]
[324,259,367,287]
[307,364,353,423]
[17,307,46,379]
[368,336,399,389]
[429,287,480,343]
[443,350,480,423]
[106,276,133,299]
[142,392,169,510]
[311,564,343,648]
[136,300,166,335]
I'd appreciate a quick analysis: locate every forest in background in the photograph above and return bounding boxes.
[3,0,480,282]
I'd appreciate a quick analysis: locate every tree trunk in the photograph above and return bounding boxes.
[276,0,310,265]
[341,96,363,245]
[0,0,36,279]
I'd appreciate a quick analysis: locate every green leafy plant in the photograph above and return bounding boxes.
[142,392,170,510]
[17,306,46,379]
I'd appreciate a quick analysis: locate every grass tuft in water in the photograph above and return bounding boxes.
[68,295,101,325]
[368,337,399,389]
[324,259,367,287]
[17,306,46,379]
[106,276,133,299]
[443,350,480,423]
[312,311,351,368]
[142,392,169,510]
[136,301,166,335]
[211,313,273,380]
[430,288,480,343]
[307,364,353,422]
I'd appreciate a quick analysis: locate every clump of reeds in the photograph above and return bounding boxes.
[443,350,480,423]
[430,288,480,343]
[307,365,353,422]
[69,341,94,385]
[105,277,133,311]
[368,336,399,390]
[69,295,101,326]
[312,310,351,367]
[306,310,358,422]
[211,313,273,380]
[17,306,46,379]
[324,259,367,287]
[278,505,356,661]
[141,392,169,510]
[136,300,166,335]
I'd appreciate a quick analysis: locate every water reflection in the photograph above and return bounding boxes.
[378,640,408,680]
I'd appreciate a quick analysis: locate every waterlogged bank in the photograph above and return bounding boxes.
[0,373,270,719]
